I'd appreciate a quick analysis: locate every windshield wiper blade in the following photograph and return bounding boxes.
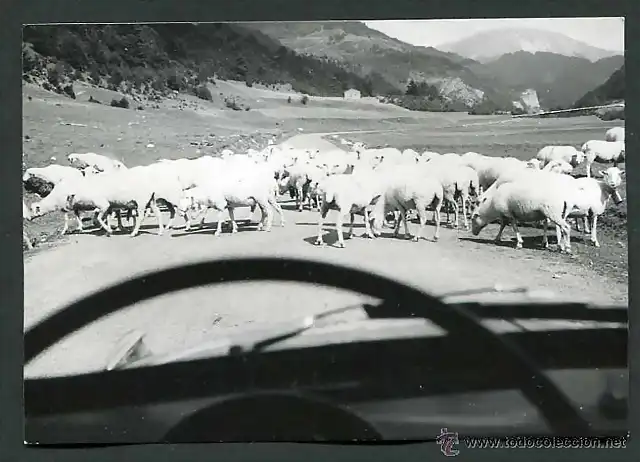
[230,302,377,354]
[439,283,555,303]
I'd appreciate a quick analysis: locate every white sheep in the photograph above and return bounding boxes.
[421,156,481,229]
[421,151,441,162]
[371,165,444,242]
[402,148,421,163]
[605,127,625,142]
[542,159,574,175]
[526,158,542,169]
[314,170,386,248]
[471,178,573,252]
[29,177,96,235]
[581,140,625,178]
[23,165,84,197]
[67,152,127,173]
[536,145,584,169]
[24,166,125,233]
[560,167,625,248]
[467,156,531,193]
[63,167,177,237]
[179,164,285,234]
[278,163,327,212]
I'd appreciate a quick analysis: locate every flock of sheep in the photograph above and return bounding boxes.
[22,126,625,254]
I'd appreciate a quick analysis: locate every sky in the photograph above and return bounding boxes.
[363,18,625,52]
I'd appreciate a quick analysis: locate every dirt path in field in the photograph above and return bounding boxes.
[23,133,627,378]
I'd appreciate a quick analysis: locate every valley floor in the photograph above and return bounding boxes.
[22,82,628,377]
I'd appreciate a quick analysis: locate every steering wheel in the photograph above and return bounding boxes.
[24,257,591,438]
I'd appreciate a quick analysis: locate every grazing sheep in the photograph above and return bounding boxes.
[542,159,574,175]
[315,171,386,248]
[278,164,327,212]
[461,154,528,192]
[23,165,84,197]
[67,152,127,173]
[422,158,480,229]
[536,145,584,169]
[581,140,625,178]
[560,167,625,248]
[29,177,99,235]
[179,165,285,235]
[62,167,175,237]
[526,158,542,169]
[471,178,573,252]
[605,127,625,142]
[371,166,444,242]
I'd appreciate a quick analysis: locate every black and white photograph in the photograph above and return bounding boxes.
[22,18,628,446]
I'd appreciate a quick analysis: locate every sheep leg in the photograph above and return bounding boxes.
[164,203,177,230]
[74,210,84,232]
[228,208,239,234]
[393,211,402,237]
[149,200,164,236]
[494,220,507,243]
[414,205,427,242]
[61,213,70,235]
[197,206,208,228]
[363,209,376,239]
[542,219,550,249]
[261,201,274,232]
[96,209,113,236]
[116,210,125,231]
[461,195,469,230]
[509,220,524,249]
[555,224,562,249]
[346,212,355,239]
[556,219,572,253]
[402,209,411,239]
[590,214,600,247]
[336,211,347,248]
[583,216,591,234]
[268,196,286,227]
[432,197,442,241]
[452,200,460,229]
[215,209,226,237]
[296,184,304,211]
[315,194,323,212]
[129,205,147,237]
[586,161,592,179]
[315,201,330,246]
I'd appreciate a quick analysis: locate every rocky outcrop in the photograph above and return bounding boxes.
[518,88,541,113]
[429,77,485,107]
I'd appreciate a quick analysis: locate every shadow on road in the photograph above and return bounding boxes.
[171,222,259,238]
[458,235,557,251]
[297,222,366,229]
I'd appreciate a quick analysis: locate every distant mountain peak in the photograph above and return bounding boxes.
[438,27,620,63]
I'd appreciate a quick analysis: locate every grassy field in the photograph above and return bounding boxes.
[22,79,628,287]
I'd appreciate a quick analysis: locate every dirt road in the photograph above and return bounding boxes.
[24,133,627,378]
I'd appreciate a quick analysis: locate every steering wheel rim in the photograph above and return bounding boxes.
[24,257,590,434]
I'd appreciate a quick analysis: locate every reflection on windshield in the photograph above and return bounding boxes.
[24,282,380,378]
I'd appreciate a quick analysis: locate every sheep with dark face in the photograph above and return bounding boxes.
[605,127,625,142]
[22,165,83,198]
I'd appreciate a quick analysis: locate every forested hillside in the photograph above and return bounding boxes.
[22,23,397,101]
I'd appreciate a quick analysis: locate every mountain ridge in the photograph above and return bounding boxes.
[468,50,624,109]
[437,27,620,63]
